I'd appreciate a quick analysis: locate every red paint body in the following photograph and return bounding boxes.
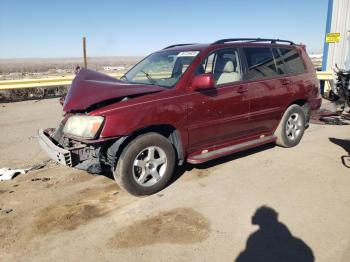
[61,42,321,165]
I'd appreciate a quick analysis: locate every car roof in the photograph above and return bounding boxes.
[160,39,301,53]
[157,44,210,52]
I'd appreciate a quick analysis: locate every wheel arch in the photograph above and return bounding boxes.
[289,98,308,108]
[106,124,184,170]
[288,99,310,122]
[132,124,184,165]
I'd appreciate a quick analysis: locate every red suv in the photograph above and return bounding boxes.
[39,38,321,195]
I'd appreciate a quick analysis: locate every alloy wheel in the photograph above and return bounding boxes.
[285,113,303,141]
[132,146,167,187]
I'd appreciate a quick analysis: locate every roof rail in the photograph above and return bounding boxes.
[212,38,295,45]
[163,43,197,49]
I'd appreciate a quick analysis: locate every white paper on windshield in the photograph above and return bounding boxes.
[177,51,200,57]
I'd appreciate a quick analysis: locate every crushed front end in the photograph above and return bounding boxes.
[37,69,164,174]
[38,118,119,174]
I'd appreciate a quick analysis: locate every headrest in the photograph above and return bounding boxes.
[222,60,234,73]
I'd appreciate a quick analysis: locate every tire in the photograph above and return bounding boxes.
[274,104,306,148]
[114,132,175,196]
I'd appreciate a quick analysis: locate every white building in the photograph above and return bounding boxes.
[322,0,350,71]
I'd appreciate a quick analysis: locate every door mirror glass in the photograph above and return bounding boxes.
[191,73,214,91]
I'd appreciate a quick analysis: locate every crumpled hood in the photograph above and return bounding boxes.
[63,69,165,112]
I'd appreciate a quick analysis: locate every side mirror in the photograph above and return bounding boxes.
[191,73,214,91]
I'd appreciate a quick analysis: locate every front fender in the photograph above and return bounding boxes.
[98,101,186,138]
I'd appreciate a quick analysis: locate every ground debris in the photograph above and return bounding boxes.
[3,209,13,214]
[0,168,27,181]
[0,159,53,182]
[27,159,52,172]
[310,108,350,125]
[31,177,51,182]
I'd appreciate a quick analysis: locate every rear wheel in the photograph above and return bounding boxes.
[274,104,306,147]
[114,133,175,196]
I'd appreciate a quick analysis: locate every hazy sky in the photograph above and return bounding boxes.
[0,0,328,58]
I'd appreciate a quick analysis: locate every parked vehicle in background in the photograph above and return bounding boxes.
[38,38,321,196]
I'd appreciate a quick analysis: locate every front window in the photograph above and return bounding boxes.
[196,48,242,86]
[122,50,200,88]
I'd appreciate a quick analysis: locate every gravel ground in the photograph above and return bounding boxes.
[0,98,349,262]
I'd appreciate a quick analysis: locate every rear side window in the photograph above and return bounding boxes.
[279,48,306,75]
[243,47,278,80]
[272,48,288,75]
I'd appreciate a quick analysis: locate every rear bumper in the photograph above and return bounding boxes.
[38,129,72,166]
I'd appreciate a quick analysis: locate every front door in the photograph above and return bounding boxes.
[187,48,250,152]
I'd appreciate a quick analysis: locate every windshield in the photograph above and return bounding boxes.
[122,50,200,88]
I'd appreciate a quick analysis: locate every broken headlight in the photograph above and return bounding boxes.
[63,116,104,138]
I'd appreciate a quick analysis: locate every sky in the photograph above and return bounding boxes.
[0,0,329,58]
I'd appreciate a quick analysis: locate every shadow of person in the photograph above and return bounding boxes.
[329,137,350,154]
[235,206,314,262]
[329,138,350,168]
[341,155,350,168]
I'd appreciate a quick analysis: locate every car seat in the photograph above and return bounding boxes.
[216,58,240,85]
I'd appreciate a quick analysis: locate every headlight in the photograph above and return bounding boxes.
[63,116,104,138]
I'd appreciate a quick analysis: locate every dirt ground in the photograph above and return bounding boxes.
[0,98,350,262]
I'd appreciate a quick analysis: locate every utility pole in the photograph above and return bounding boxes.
[83,36,87,68]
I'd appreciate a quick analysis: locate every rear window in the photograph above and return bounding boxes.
[243,47,278,80]
[279,48,306,75]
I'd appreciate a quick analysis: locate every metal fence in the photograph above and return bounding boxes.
[0,73,123,91]
[0,71,332,91]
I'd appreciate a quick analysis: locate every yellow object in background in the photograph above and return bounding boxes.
[326,33,341,43]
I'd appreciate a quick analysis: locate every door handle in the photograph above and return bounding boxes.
[237,87,248,93]
[281,79,291,85]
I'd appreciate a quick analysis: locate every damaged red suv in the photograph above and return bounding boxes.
[39,38,321,195]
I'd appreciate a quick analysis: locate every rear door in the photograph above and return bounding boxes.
[278,47,311,98]
[242,46,291,135]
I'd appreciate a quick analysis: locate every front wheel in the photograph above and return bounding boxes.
[114,133,175,196]
[274,104,306,148]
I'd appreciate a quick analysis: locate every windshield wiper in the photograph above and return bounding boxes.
[120,74,128,82]
[140,70,158,85]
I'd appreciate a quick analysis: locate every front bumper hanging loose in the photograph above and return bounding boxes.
[38,129,72,166]
[38,129,123,174]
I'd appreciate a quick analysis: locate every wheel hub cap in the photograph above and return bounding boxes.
[286,113,302,141]
[132,146,167,187]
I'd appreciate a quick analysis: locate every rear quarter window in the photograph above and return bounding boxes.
[279,48,306,75]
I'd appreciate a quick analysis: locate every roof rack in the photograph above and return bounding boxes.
[163,43,197,49]
[212,38,295,45]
